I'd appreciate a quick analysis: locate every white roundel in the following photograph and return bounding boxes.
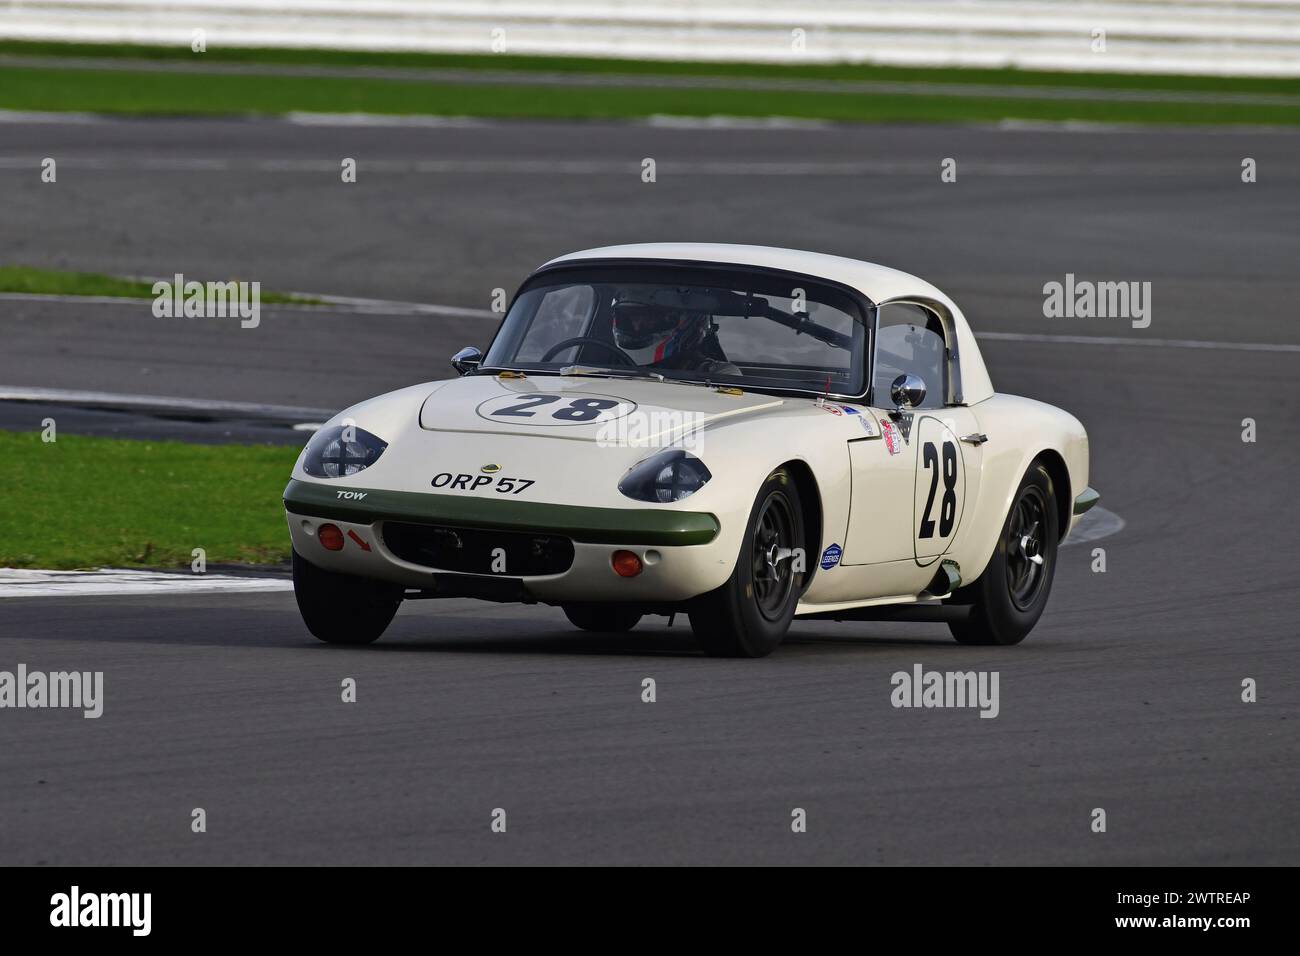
[475,392,637,427]
[912,415,966,565]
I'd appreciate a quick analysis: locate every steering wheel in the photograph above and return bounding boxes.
[540,336,638,367]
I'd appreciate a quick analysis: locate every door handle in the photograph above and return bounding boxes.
[960,433,988,445]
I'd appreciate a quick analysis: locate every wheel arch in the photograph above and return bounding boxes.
[957,443,1072,585]
[1033,448,1072,543]
[776,458,824,589]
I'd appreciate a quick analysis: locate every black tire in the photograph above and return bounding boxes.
[562,604,643,633]
[948,461,1059,646]
[292,549,402,645]
[689,468,806,658]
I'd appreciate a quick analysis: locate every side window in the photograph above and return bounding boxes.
[873,303,947,409]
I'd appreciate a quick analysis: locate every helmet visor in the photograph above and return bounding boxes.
[612,298,682,349]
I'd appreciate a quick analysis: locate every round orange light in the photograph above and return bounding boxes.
[611,550,643,578]
[318,524,345,551]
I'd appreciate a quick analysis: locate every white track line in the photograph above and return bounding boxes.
[304,293,495,318]
[0,292,166,307]
[0,385,333,420]
[0,290,497,318]
[0,568,291,599]
[976,331,1300,353]
[285,112,490,128]
[1,108,1299,136]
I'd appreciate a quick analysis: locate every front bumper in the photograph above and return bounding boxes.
[283,479,732,602]
[284,479,719,546]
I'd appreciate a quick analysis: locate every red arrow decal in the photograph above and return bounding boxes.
[347,530,372,552]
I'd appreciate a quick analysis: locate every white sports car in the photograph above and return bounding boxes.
[284,243,1097,657]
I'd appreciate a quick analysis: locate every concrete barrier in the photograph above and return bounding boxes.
[3,1,1300,75]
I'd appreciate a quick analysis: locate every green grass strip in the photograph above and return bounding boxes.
[0,64,1295,125]
[0,265,316,304]
[0,430,298,569]
[2,39,1298,97]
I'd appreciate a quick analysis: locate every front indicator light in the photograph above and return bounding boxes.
[611,550,643,577]
[318,524,345,551]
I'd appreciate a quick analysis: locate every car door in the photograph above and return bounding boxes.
[843,301,984,573]
[909,407,982,568]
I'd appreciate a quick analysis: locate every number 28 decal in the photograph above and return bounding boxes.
[919,440,958,538]
[476,392,636,426]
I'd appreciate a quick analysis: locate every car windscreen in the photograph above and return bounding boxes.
[482,263,871,396]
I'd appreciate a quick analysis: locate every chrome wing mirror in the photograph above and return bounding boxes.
[889,373,926,411]
[450,346,482,376]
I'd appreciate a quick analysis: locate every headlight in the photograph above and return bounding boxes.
[618,449,712,503]
[302,424,388,478]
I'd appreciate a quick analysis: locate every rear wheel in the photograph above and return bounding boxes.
[562,604,643,633]
[948,461,1059,646]
[292,549,402,645]
[689,468,806,658]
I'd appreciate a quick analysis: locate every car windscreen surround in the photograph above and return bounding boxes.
[481,259,876,400]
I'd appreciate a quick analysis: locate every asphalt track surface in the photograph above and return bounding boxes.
[1,115,1298,864]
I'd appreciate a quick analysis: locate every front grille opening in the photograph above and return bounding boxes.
[382,522,575,576]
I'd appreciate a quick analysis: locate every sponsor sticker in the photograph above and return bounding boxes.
[881,419,902,455]
[820,543,843,570]
[837,403,878,437]
[840,406,876,436]
[818,403,872,426]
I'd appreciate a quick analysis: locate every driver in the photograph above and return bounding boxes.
[610,288,741,376]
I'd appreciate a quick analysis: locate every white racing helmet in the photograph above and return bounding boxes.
[610,287,712,365]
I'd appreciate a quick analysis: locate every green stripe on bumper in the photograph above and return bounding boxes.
[1073,486,1101,515]
[283,479,721,546]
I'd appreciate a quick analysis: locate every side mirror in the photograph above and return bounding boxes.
[889,373,926,410]
[451,346,482,376]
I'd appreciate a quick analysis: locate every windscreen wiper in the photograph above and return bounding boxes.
[559,365,666,381]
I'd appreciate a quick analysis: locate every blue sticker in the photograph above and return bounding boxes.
[840,405,860,415]
[820,543,843,570]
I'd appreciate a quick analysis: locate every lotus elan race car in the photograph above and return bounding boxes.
[284,244,1097,657]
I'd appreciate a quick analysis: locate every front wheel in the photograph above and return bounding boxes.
[948,461,1059,646]
[689,468,806,658]
[292,549,402,645]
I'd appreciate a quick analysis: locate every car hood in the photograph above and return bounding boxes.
[419,374,785,443]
